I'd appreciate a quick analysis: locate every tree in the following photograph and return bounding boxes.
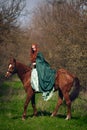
[0,0,25,43]
[29,0,87,89]
[0,0,26,83]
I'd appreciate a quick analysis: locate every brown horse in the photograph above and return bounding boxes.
[5,58,80,120]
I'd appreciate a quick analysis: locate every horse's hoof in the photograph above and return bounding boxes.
[65,115,71,120]
[51,113,56,117]
[22,117,25,121]
[51,114,54,117]
[22,116,26,121]
[33,112,38,116]
[33,114,37,117]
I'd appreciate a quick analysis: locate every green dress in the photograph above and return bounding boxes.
[36,52,56,93]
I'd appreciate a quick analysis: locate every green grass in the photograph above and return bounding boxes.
[0,80,87,130]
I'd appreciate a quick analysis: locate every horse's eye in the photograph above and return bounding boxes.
[8,64,14,70]
[9,64,12,68]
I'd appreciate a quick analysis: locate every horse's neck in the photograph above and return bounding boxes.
[16,62,30,83]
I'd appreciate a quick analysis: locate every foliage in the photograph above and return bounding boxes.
[0,0,87,90]
[0,1,87,129]
[29,1,87,89]
[0,0,25,43]
[0,0,27,84]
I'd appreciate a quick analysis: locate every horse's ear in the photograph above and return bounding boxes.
[10,57,16,63]
[13,58,16,63]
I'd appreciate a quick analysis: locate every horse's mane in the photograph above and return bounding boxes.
[16,61,31,74]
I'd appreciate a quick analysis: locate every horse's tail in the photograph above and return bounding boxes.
[70,77,81,101]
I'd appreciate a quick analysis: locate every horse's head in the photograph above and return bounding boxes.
[5,58,17,78]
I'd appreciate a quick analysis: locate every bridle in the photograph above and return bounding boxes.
[7,64,17,75]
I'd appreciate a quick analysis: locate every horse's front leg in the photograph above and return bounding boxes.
[31,94,38,116]
[22,90,34,120]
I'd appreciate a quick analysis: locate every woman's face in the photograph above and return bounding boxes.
[31,44,37,52]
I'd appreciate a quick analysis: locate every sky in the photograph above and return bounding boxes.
[19,0,44,27]
[26,0,41,11]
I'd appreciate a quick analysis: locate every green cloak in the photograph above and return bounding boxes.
[36,52,56,92]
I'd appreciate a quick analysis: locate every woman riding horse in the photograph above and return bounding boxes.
[30,44,56,100]
[5,44,80,120]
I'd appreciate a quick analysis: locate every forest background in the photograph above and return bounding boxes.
[0,0,87,90]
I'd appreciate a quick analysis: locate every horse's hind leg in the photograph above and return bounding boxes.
[63,92,71,120]
[31,94,37,116]
[51,89,63,117]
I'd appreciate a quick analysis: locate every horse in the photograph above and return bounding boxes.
[5,58,80,120]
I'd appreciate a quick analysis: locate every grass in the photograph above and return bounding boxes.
[0,79,87,130]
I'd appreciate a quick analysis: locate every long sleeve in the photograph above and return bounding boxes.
[31,51,38,63]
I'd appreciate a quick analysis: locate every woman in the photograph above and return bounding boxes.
[30,44,39,92]
[30,44,38,68]
[30,43,56,100]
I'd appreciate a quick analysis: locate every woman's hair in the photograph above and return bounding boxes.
[30,43,39,63]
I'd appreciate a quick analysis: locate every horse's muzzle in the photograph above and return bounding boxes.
[5,71,11,78]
